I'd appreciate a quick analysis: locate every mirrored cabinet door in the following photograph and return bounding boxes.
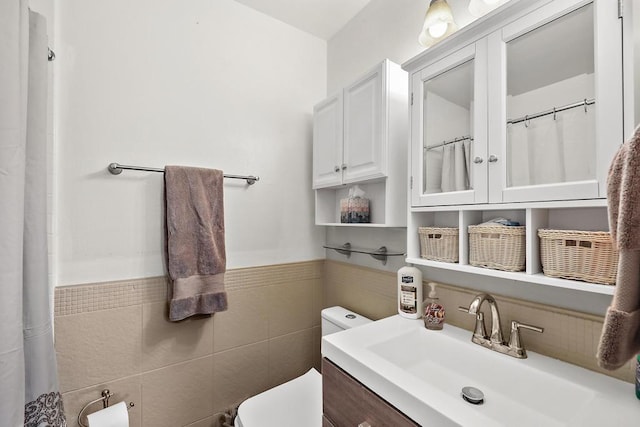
[411,41,488,207]
[487,0,622,203]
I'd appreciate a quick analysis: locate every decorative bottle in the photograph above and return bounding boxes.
[423,282,445,330]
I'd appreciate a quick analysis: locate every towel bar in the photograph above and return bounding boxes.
[108,162,260,185]
[323,243,405,265]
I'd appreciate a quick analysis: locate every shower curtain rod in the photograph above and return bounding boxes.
[507,98,595,125]
[107,162,260,185]
[425,135,473,151]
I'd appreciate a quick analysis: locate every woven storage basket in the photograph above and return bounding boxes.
[538,229,618,285]
[469,225,526,272]
[418,227,459,263]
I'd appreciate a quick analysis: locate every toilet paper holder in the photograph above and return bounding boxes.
[77,389,134,427]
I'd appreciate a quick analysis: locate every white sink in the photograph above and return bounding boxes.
[322,315,640,427]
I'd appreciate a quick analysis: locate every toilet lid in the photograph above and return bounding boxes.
[235,368,322,427]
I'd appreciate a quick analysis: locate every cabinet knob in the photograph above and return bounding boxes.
[488,155,498,163]
[334,166,340,172]
[341,164,347,170]
[473,156,483,164]
[358,423,372,427]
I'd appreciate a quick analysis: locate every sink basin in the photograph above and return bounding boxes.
[322,315,640,426]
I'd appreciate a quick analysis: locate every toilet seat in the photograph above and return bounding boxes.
[235,368,322,427]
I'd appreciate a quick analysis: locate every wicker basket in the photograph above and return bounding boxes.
[469,225,526,272]
[538,229,618,285]
[418,227,459,263]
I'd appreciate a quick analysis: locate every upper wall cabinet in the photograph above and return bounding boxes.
[313,93,344,188]
[313,59,408,226]
[410,40,489,207]
[407,0,623,207]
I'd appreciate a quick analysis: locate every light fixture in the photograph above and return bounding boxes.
[468,0,503,17]
[418,0,458,48]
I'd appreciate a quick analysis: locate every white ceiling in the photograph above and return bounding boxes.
[233,0,372,40]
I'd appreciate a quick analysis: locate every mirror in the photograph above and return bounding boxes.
[506,4,595,188]
[422,59,474,195]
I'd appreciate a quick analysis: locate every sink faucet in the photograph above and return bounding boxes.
[459,293,543,359]
[467,293,504,345]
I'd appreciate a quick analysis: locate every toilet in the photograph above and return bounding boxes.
[234,306,372,427]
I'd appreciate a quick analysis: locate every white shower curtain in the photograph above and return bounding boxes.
[0,1,66,425]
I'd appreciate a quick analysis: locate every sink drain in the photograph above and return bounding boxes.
[461,386,484,405]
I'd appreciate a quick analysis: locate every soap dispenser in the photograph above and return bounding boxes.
[423,282,445,330]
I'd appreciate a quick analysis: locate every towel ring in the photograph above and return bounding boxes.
[77,389,134,427]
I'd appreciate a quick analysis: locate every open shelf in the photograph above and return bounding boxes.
[407,204,615,296]
[405,256,615,295]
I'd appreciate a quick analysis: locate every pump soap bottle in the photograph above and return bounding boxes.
[397,266,423,319]
[423,283,445,330]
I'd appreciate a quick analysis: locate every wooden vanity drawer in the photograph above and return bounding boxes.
[322,358,419,427]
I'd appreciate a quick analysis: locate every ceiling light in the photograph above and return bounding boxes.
[418,0,458,48]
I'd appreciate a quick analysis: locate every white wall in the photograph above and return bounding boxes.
[328,0,489,94]
[54,0,326,286]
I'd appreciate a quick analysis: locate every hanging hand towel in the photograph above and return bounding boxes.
[165,166,228,321]
[597,125,640,370]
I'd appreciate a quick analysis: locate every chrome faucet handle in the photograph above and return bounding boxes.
[458,306,488,339]
[508,320,544,358]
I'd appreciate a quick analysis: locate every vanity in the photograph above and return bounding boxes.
[322,314,640,426]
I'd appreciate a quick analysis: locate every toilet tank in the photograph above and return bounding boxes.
[321,306,372,336]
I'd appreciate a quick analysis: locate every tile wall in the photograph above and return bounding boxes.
[55,259,634,427]
[55,261,323,427]
[324,260,635,383]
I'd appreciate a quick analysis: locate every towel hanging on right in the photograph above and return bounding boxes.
[597,125,640,370]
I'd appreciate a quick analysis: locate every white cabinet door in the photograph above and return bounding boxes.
[487,0,623,203]
[343,62,386,183]
[313,93,343,189]
[410,42,489,207]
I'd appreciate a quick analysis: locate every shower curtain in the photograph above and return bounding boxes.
[507,107,594,187]
[0,1,66,425]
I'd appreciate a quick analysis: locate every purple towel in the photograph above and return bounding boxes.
[165,166,228,321]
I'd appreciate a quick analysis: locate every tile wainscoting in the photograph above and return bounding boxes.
[54,259,634,427]
[55,261,323,427]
